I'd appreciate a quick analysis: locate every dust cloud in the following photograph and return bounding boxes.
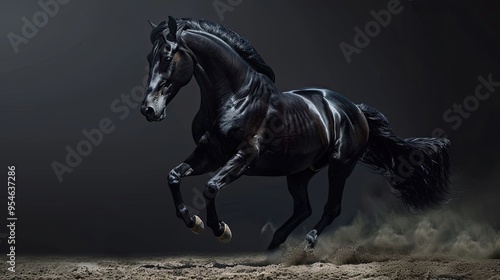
[265,168,500,265]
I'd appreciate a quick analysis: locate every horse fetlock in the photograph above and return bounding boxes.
[176,204,192,225]
[206,218,220,232]
[175,210,183,219]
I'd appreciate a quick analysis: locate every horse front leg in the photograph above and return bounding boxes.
[203,151,251,243]
[168,147,216,233]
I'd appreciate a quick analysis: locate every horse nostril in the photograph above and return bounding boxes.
[142,106,155,118]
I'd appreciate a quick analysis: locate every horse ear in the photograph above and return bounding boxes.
[167,16,178,41]
[147,20,157,30]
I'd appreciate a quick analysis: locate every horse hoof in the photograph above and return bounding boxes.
[189,215,204,234]
[305,229,318,249]
[217,222,232,243]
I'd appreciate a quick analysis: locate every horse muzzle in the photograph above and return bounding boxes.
[141,104,167,122]
[141,84,173,122]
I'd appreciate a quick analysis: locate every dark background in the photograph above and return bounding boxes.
[1,0,499,255]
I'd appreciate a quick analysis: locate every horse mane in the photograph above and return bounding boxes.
[150,17,276,83]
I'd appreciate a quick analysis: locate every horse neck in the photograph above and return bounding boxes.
[181,30,254,104]
[192,63,218,123]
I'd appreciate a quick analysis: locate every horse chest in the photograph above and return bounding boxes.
[197,129,243,165]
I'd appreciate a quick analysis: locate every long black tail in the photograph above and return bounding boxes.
[357,104,451,211]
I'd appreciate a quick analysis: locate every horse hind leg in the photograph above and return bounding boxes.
[267,169,317,251]
[305,158,358,248]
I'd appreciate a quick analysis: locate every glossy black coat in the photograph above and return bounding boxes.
[141,17,451,250]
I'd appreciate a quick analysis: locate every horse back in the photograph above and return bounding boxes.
[282,88,369,159]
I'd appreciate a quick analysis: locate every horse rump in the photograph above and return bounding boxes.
[357,103,451,211]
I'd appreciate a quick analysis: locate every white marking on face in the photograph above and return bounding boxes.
[148,61,162,92]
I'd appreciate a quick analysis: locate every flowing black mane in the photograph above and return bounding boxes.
[150,17,276,82]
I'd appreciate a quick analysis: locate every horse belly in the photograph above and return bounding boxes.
[247,134,326,176]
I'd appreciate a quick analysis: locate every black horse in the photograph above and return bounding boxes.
[141,17,450,250]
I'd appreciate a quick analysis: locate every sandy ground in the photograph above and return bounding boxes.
[6,251,500,280]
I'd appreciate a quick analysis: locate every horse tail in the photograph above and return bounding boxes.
[356,103,451,211]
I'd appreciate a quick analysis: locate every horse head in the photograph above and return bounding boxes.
[141,16,195,122]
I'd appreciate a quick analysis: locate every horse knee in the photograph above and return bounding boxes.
[168,169,180,186]
[168,163,193,186]
[203,181,219,199]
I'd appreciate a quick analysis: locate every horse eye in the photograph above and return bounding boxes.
[162,45,171,55]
